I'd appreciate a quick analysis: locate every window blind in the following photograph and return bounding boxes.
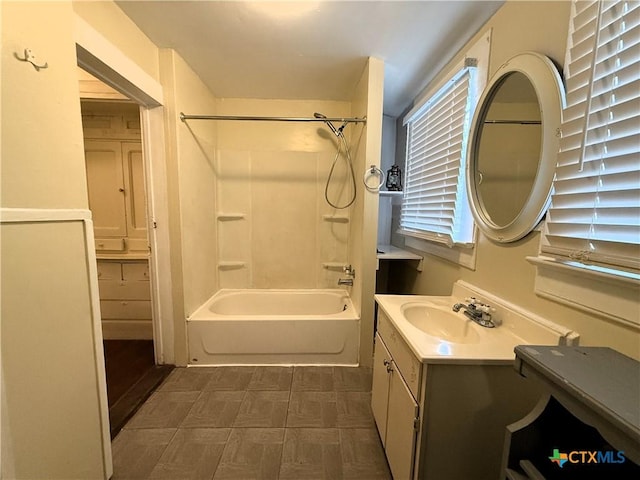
[542,0,640,271]
[399,67,475,246]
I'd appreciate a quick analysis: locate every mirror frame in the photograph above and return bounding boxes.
[466,52,565,243]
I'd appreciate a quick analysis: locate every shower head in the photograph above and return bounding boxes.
[314,112,341,137]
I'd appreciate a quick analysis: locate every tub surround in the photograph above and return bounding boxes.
[188,289,359,365]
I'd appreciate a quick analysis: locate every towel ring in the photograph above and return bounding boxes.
[363,165,385,192]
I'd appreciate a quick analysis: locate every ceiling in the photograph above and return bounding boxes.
[115,1,504,117]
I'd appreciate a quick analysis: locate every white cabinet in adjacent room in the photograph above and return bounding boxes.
[82,100,152,340]
[84,139,148,254]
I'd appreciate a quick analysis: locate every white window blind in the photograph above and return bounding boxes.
[399,66,476,246]
[542,0,640,272]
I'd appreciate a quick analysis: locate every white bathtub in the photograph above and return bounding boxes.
[187,289,360,365]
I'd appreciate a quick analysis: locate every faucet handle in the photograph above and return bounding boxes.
[343,264,355,277]
[465,297,492,310]
[476,304,494,314]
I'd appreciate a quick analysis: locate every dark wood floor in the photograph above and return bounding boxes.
[103,340,173,439]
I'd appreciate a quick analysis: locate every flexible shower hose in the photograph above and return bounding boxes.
[324,132,356,209]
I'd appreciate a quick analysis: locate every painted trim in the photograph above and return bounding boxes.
[73,15,163,107]
[404,235,477,270]
[0,208,91,223]
[140,107,174,364]
[83,217,114,479]
[73,15,175,365]
[527,256,640,330]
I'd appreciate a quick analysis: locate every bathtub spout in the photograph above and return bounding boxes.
[338,278,353,286]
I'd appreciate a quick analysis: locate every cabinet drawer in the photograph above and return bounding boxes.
[95,238,125,252]
[378,309,422,399]
[127,238,149,252]
[100,300,152,320]
[98,279,151,300]
[122,262,149,281]
[96,261,121,280]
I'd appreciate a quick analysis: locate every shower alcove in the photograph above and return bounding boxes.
[179,59,384,366]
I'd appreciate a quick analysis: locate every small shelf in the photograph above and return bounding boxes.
[379,191,403,197]
[376,244,423,271]
[217,213,246,221]
[217,261,246,270]
[322,262,346,271]
[322,215,349,223]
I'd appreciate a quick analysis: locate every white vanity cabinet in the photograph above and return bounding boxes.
[372,305,545,479]
[372,312,421,480]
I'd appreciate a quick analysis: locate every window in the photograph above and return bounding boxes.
[399,62,476,248]
[530,0,640,327]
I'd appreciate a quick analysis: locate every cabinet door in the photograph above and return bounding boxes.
[122,142,147,242]
[386,361,419,480]
[84,140,127,238]
[371,333,392,446]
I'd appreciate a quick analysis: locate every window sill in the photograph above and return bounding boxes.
[403,235,476,270]
[526,255,640,330]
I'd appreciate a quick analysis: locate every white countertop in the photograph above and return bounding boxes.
[375,292,572,365]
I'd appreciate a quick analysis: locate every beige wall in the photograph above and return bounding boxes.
[72,0,160,81]
[1,1,110,478]
[160,50,218,363]
[1,1,88,209]
[393,1,640,360]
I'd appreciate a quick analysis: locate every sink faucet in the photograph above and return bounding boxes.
[453,297,497,328]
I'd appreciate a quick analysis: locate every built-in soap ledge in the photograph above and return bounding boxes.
[217,261,246,270]
[322,262,346,271]
[322,214,349,223]
[216,213,246,221]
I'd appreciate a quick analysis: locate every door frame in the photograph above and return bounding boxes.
[75,15,174,364]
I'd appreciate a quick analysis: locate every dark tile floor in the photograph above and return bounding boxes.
[111,366,392,479]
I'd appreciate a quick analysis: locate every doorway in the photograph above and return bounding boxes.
[78,69,172,438]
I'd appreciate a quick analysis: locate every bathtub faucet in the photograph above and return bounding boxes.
[343,264,355,277]
[338,264,355,286]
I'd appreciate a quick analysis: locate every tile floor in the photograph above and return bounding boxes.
[111,365,392,479]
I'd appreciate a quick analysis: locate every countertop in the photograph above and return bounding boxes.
[375,293,570,365]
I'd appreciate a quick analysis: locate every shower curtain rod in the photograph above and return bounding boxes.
[179,112,367,123]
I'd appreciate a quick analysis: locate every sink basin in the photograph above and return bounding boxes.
[401,303,481,344]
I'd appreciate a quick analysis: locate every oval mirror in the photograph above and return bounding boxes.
[466,52,565,242]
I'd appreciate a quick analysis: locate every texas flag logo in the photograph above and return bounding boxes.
[549,449,569,468]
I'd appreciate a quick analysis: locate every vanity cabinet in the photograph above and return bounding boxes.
[372,306,544,479]
[372,332,419,480]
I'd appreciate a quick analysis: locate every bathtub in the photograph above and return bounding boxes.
[187,289,360,365]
